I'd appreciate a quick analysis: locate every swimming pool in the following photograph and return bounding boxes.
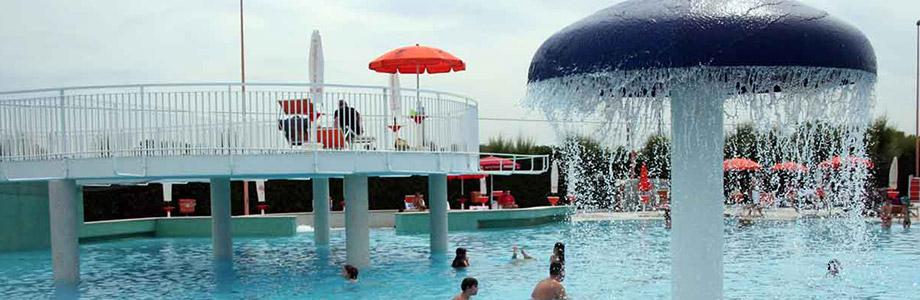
[0,219,917,299]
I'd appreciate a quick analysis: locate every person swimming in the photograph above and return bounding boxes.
[452,277,479,300]
[452,247,470,268]
[512,246,533,260]
[738,217,754,228]
[342,264,358,282]
[827,259,841,277]
[531,261,566,300]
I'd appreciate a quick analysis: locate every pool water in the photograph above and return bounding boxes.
[0,219,918,299]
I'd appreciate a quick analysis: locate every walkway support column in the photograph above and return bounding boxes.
[48,179,80,287]
[344,174,369,267]
[428,174,448,254]
[312,178,331,246]
[670,86,724,300]
[210,177,232,261]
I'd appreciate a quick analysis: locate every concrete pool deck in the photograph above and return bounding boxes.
[80,215,298,242]
[394,206,574,234]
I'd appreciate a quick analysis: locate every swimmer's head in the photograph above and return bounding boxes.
[343,264,358,280]
[460,277,478,295]
[456,247,467,258]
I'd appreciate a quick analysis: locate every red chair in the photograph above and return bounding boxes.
[470,196,489,209]
[547,196,560,206]
[317,128,345,149]
[278,99,320,121]
[404,195,417,210]
[497,192,518,209]
[162,205,175,218]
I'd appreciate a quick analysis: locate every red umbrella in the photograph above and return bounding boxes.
[370,44,464,145]
[723,158,761,171]
[638,164,652,192]
[818,156,874,170]
[480,156,519,171]
[369,44,465,101]
[771,162,809,172]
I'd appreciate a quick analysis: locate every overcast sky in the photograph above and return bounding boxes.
[1,1,918,144]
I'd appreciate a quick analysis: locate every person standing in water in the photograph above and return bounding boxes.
[452,277,479,300]
[452,247,470,268]
[531,261,566,300]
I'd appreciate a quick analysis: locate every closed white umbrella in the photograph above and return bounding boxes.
[256,180,267,203]
[550,160,559,194]
[307,30,324,145]
[162,182,173,203]
[388,74,402,115]
[387,74,403,148]
[162,182,173,217]
[889,156,899,190]
[256,179,267,215]
[309,30,324,97]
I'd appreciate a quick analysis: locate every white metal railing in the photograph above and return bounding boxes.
[0,83,479,161]
[478,152,549,175]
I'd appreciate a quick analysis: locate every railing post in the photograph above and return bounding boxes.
[383,88,391,151]
[240,83,246,155]
[139,86,145,157]
[58,89,67,159]
[437,93,444,153]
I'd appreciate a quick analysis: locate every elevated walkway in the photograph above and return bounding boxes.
[0,82,481,182]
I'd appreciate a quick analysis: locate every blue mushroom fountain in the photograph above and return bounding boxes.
[526,1,876,299]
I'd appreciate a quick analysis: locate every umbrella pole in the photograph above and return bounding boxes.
[416,67,425,148]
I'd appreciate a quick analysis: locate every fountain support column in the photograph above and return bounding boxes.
[312,178,331,246]
[210,177,232,261]
[428,174,448,254]
[670,86,724,300]
[344,174,370,267]
[48,179,80,287]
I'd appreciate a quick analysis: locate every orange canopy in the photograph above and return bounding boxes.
[771,162,808,172]
[723,158,761,171]
[818,156,873,169]
[369,44,466,74]
[480,156,519,171]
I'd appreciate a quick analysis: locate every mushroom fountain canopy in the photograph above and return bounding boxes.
[525,0,877,137]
